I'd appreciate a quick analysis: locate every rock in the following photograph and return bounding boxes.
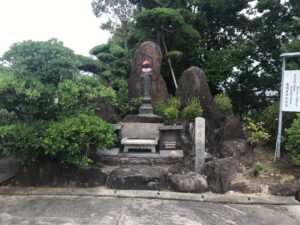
[15,159,61,186]
[230,182,260,194]
[221,139,252,168]
[169,172,208,193]
[269,183,298,196]
[128,41,169,105]
[221,115,245,141]
[76,167,107,187]
[176,66,223,131]
[107,165,168,190]
[0,157,18,184]
[203,157,238,193]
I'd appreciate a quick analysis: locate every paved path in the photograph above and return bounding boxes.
[0,194,299,225]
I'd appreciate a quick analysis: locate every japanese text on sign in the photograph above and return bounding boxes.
[282,70,300,112]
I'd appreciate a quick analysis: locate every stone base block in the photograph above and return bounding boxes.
[96,148,120,156]
[160,150,184,158]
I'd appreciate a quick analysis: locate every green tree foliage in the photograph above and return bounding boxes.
[91,0,135,52]
[286,114,300,166]
[2,39,78,85]
[0,40,117,166]
[89,41,130,116]
[260,102,296,145]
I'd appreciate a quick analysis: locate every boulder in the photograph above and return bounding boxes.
[107,165,168,190]
[221,139,252,168]
[203,157,238,193]
[221,115,245,141]
[0,157,18,184]
[128,41,169,105]
[230,182,260,194]
[15,159,61,186]
[176,66,223,131]
[269,183,298,196]
[76,167,107,187]
[169,172,208,193]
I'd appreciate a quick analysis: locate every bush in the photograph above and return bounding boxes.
[183,97,203,122]
[0,122,44,164]
[214,92,233,116]
[260,101,296,145]
[242,117,270,148]
[0,108,17,126]
[164,107,179,124]
[253,162,264,177]
[43,114,116,166]
[154,97,181,124]
[286,114,300,166]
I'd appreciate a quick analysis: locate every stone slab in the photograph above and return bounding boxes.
[96,148,120,156]
[121,138,158,145]
[123,115,164,123]
[121,122,163,139]
[158,125,184,130]
[121,153,160,158]
[160,150,184,158]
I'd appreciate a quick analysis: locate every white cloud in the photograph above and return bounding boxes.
[0,0,110,56]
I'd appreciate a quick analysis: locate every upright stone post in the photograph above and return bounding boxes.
[195,117,205,173]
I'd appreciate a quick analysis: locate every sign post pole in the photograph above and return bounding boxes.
[275,57,285,161]
[275,52,300,162]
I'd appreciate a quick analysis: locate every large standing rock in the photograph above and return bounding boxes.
[221,139,253,168]
[176,66,223,131]
[221,115,245,141]
[128,41,169,105]
[203,157,238,193]
[107,165,168,190]
[169,172,208,193]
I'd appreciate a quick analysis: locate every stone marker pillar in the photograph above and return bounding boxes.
[195,117,205,173]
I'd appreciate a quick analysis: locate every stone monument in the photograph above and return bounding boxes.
[124,58,163,123]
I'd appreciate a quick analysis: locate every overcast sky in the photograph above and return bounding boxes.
[0,0,110,57]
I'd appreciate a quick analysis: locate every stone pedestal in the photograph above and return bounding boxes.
[158,125,184,150]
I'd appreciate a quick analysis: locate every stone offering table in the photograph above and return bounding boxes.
[121,138,158,153]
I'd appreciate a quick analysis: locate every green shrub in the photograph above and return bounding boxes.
[286,114,300,166]
[113,78,129,117]
[154,97,181,124]
[183,97,203,122]
[260,101,296,145]
[164,107,179,124]
[154,99,167,117]
[43,114,116,166]
[0,108,17,126]
[242,117,270,147]
[214,92,233,116]
[0,122,44,164]
[253,162,264,177]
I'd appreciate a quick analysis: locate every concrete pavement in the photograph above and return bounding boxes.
[0,187,299,225]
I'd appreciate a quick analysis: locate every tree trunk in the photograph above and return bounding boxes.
[162,34,178,89]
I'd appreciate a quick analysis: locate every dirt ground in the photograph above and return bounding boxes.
[238,145,300,186]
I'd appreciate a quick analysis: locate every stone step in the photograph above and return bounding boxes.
[98,156,183,166]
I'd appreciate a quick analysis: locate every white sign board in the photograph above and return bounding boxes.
[282,70,300,112]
